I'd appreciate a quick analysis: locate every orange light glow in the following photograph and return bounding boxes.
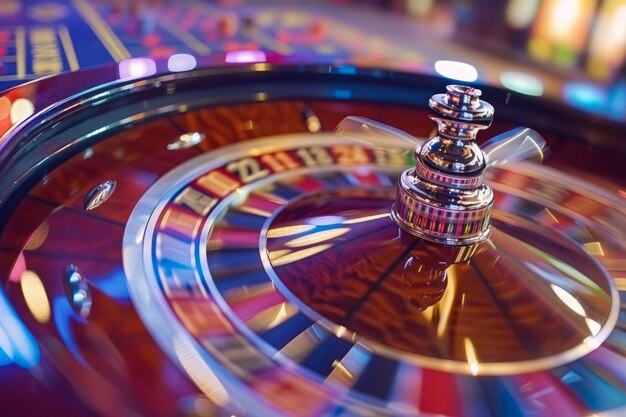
[528,0,597,66]
[587,0,626,79]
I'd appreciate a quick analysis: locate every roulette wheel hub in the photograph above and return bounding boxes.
[388,84,547,246]
[392,84,495,245]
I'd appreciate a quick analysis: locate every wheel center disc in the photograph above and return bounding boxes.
[262,188,619,375]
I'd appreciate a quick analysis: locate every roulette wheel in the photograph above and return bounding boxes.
[0,58,625,417]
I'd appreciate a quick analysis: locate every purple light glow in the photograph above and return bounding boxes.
[118,57,157,80]
[225,50,267,64]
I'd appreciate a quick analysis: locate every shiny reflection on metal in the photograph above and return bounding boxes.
[244,302,298,333]
[402,255,449,311]
[274,323,327,361]
[325,344,371,387]
[63,265,92,318]
[303,107,322,133]
[551,284,587,316]
[173,336,231,408]
[417,86,491,175]
[392,168,493,245]
[335,115,417,152]
[583,241,605,256]
[84,180,116,210]
[167,132,206,150]
[385,85,547,245]
[482,127,546,167]
[429,85,494,128]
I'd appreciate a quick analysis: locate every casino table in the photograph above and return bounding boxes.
[0,1,625,417]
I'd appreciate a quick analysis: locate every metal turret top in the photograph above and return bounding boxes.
[392,85,496,245]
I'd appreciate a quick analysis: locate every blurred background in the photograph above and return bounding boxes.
[0,0,624,120]
[388,0,625,83]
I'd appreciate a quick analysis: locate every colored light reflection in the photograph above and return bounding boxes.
[499,71,544,96]
[335,66,357,75]
[343,213,389,225]
[0,290,40,368]
[24,222,49,250]
[225,50,267,64]
[8,252,26,283]
[561,81,625,120]
[20,270,50,323]
[284,228,350,248]
[269,244,333,266]
[563,82,607,112]
[167,53,197,72]
[93,267,131,301]
[464,337,479,376]
[9,98,34,125]
[0,96,11,130]
[118,57,157,80]
[306,215,344,226]
[266,224,315,239]
[434,60,478,82]
[607,83,626,120]
[53,297,81,360]
[0,326,12,367]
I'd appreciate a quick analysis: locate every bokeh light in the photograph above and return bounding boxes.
[118,57,157,80]
[499,71,544,96]
[167,54,197,72]
[434,60,478,82]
